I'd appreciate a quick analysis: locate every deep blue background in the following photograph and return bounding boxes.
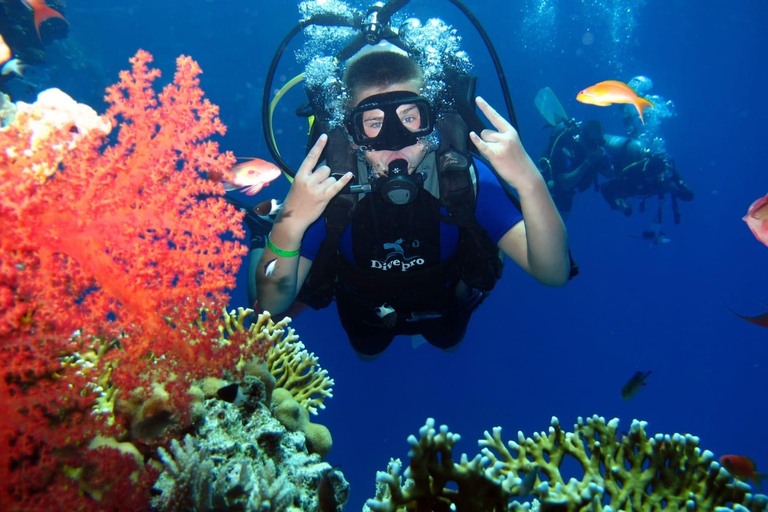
[11,0,767,508]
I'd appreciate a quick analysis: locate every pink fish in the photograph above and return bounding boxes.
[743,193,768,247]
[224,158,282,196]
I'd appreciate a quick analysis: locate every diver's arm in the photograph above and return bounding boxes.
[555,159,591,191]
[254,220,312,315]
[469,97,569,286]
[497,176,569,286]
[555,147,604,190]
[255,134,353,314]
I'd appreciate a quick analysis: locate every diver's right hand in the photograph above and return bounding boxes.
[584,147,605,166]
[278,134,354,233]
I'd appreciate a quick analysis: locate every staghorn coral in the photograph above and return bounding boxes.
[365,416,768,512]
[0,50,264,511]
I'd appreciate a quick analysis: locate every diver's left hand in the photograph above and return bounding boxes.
[470,97,542,191]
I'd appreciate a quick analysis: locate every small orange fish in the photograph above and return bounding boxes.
[576,80,654,124]
[20,0,68,41]
[743,193,768,247]
[720,455,767,491]
[224,158,282,196]
[0,34,10,66]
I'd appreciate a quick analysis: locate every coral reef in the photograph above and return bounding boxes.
[0,50,266,511]
[365,415,768,512]
[0,46,345,511]
[0,91,15,126]
[152,375,348,511]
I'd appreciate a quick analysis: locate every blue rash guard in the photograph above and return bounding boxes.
[300,158,523,264]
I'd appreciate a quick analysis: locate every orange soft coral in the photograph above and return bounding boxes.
[0,50,250,510]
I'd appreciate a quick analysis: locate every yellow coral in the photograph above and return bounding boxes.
[365,416,768,512]
[265,326,334,416]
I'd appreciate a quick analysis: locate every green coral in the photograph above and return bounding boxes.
[365,415,768,512]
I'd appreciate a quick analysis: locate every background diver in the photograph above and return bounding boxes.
[535,86,693,223]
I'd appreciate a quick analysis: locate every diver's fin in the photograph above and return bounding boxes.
[535,87,569,127]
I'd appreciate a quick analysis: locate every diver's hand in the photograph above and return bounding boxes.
[584,147,605,166]
[278,134,354,233]
[469,97,542,191]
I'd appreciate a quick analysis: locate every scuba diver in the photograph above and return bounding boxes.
[600,134,693,221]
[536,86,693,222]
[254,0,574,360]
[538,118,613,220]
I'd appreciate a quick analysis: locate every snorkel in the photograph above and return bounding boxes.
[261,0,520,180]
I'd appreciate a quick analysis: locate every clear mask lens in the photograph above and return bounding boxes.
[346,91,435,151]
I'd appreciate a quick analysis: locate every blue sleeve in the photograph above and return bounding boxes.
[473,158,523,243]
[300,218,326,261]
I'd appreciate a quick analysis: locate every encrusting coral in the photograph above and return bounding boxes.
[365,415,768,512]
[152,371,348,511]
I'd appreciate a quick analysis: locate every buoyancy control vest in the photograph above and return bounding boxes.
[296,108,504,313]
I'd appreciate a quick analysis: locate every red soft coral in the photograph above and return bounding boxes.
[0,50,251,510]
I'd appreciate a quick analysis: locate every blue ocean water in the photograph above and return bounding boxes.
[7,0,767,508]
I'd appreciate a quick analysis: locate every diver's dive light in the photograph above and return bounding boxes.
[262,0,520,179]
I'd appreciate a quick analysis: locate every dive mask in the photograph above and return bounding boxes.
[345,91,435,151]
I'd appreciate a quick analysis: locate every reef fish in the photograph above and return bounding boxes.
[0,34,10,66]
[620,370,651,400]
[21,0,69,40]
[224,158,282,196]
[576,80,654,124]
[720,455,767,491]
[743,193,768,247]
[728,307,768,329]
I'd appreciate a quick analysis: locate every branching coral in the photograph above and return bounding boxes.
[365,416,768,512]
[0,50,263,511]
[266,327,334,416]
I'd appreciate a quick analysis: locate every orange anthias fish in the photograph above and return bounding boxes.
[0,34,10,66]
[20,0,69,40]
[743,192,768,247]
[224,158,282,196]
[576,80,654,124]
[720,455,767,490]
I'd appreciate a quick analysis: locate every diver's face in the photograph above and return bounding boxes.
[353,82,428,176]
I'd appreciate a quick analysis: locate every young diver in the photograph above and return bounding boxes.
[256,20,570,360]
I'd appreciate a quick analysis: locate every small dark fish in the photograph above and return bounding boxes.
[264,258,278,277]
[621,370,651,400]
[216,383,247,405]
[253,198,283,217]
[131,409,176,440]
[517,466,539,496]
